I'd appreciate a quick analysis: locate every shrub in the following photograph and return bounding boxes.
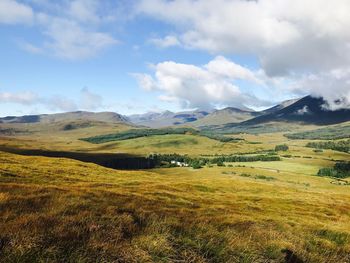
[191,163,202,169]
[217,161,225,167]
[275,144,289,151]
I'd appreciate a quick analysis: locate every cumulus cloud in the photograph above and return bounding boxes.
[132,73,156,91]
[0,0,33,24]
[136,0,350,109]
[137,0,350,74]
[7,1,119,60]
[134,56,267,109]
[38,17,118,60]
[289,70,350,110]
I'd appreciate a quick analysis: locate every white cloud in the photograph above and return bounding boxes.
[149,35,181,48]
[0,0,33,24]
[18,42,44,54]
[296,106,310,115]
[47,96,77,111]
[39,17,118,60]
[290,70,350,110]
[134,56,266,109]
[0,91,38,104]
[136,0,350,109]
[9,1,119,60]
[67,0,99,23]
[205,56,259,82]
[0,88,105,112]
[80,87,103,110]
[136,0,350,76]
[132,73,157,91]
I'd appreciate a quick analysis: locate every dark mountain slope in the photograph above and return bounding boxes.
[242,96,350,125]
[262,98,299,115]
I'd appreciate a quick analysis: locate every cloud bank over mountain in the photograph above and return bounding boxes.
[1,0,350,114]
[0,88,103,112]
[136,0,350,110]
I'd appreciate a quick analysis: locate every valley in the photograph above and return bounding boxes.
[0,96,350,262]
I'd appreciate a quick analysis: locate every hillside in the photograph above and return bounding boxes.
[243,96,350,126]
[261,98,300,115]
[127,110,210,128]
[1,150,349,262]
[0,111,129,124]
[196,98,303,130]
[192,107,260,127]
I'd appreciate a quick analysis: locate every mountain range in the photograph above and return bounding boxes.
[0,111,128,124]
[127,110,210,128]
[1,96,350,129]
[242,96,350,126]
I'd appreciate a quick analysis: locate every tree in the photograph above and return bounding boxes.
[275,144,289,151]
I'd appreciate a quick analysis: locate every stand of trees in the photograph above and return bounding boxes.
[82,128,240,144]
[149,153,281,169]
[306,140,350,153]
[275,144,289,151]
[211,155,281,163]
[317,162,350,179]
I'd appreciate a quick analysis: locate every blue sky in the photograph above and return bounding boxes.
[1,0,350,117]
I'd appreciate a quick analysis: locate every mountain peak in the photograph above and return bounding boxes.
[243,95,350,125]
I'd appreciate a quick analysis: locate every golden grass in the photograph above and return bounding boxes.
[1,151,349,262]
[1,123,350,262]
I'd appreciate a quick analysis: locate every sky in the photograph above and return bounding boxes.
[1,0,350,117]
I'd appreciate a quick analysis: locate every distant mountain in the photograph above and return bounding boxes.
[2,96,349,130]
[262,98,300,115]
[127,110,210,128]
[0,111,129,124]
[242,96,350,125]
[192,107,260,127]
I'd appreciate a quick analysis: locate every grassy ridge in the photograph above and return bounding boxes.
[81,128,238,144]
[286,125,350,140]
[0,151,350,262]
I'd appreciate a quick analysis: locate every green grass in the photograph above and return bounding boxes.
[1,121,350,262]
[286,124,350,140]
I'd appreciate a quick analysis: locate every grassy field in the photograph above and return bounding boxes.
[0,151,349,262]
[0,122,350,262]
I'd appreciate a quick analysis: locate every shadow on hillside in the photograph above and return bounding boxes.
[0,146,156,170]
